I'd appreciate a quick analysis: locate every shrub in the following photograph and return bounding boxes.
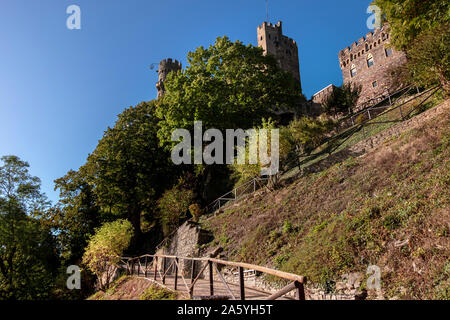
[140,285,178,300]
[158,186,194,234]
[82,220,134,290]
[189,203,202,222]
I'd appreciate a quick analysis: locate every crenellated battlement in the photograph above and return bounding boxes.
[339,24,390,62]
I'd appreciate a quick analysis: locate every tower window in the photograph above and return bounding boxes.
[367,54,374,68]
[350,64,357,77]
[385,48,393,57]
[372,81,378,88]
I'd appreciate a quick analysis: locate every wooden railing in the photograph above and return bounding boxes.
[121,254,306,300]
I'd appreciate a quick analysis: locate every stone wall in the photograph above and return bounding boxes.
[338,24,407,108]
[155,221,212,277]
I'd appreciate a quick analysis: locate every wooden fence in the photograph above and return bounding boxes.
[121,254,306,300]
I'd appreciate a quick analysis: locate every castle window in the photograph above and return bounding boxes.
[372,81,378,88]
[367,54,374,68]
[385,48,393,57]
[374,42,377,47]
[378,39,381,44]
[365,43,369,51]
[350,64,357,77]
[370,45,372,49]
[358,52,360,57]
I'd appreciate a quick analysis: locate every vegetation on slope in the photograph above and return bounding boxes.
[89,276,179,300]
[201,102,450,299]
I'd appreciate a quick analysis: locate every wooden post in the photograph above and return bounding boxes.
[295,281,306,300]
[174,258,179,290]
[137,258,140,276]
[239,267,245,300]
[367,110,371,120]
[154,257,158,280]
[209,261,214,296]
[162,257,166,284]
[131,260,135,275]
[144,256,148,277]
[191,260,196,284]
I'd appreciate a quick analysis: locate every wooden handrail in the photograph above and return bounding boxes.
[122,253,306,284]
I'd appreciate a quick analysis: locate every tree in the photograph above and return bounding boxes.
[55,101,177,247]
[373,0,449,51]
[157,184,194,235]
[53,169,102,265]
[0,155,56,300]
[82,219,133,290]
[156,36,304,147]
[323,83,362,116]
[406,24,450,95]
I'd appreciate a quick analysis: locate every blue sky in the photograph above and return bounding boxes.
[0,0,374,203]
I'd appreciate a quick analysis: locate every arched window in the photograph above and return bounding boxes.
[350,64,357,77]
[367,53,374,68]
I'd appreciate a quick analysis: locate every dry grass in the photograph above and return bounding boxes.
[201,99,450,299]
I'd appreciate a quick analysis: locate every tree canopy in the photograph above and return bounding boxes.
[156,36,305,147]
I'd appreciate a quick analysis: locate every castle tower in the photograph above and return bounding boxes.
[257,21,302,91]
[156,58,182,98]
[338,23,407,108]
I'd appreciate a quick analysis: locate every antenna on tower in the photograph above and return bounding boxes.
[265,0,269,22]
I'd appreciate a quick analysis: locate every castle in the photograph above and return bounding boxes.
[257,21,302,90]
[338,23,407,106]
[156,21,406,113]
[156,21,302,99]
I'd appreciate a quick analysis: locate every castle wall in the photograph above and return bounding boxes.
[257,21,302,91]
[338,24,407,107]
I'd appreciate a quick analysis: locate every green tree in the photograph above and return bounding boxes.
[53,169,101,265]
[55,101,177,247]
[323,83,362,116]
[0,156,56,300]
[82,219,133,290]
[406,24,450,95]
[156,36,304,147]
[373,0,449,50]
[157,184,194,235]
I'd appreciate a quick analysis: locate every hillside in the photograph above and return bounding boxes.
[200,99,450,300]
[88,276,180,300]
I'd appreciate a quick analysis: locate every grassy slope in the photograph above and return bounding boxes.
[201,100,449,299]
[88,276,179,300]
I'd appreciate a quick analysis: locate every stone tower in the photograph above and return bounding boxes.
[156,58,182,98]
[257,21,302,91]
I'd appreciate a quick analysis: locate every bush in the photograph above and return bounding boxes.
[189,203,202,222]
[158,186,194,234]
[82,219,134,290]
[140,285,178,300]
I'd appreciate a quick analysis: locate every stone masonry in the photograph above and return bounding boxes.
[156,58,182,99]
[257,21,302,91]
[338,24,407,107]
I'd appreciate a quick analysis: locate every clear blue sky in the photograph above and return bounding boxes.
[0,0,374,203]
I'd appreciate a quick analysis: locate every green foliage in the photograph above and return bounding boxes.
[285,116,335,154]
[54,101,176,246]
[0,156,57,300]
[82,219,133,290]
[189,203,202,223]
[156,36,304,148]
[157,184,194,235]
[373,0,449,51]
[406,24,450,94]
[323,83,362,116]
[140,285,178,300]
